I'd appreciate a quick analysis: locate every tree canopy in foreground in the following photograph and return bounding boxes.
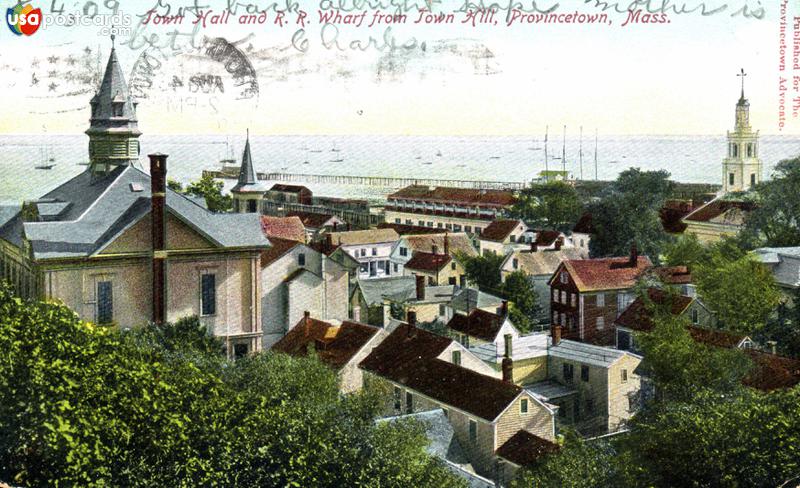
[0,284,464,488]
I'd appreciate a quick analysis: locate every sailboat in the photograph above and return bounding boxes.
[35,147,55,170]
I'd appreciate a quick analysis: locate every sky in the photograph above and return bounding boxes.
[0,0,794,136]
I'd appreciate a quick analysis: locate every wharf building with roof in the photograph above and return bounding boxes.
[384,185,517,234]
[0,44,269,357]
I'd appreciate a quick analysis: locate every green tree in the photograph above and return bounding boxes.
[185,173,233,213]
[588,168,675,261]
[695,254,781,335]
[457,252,505,294]
[0,284,465,488]
[501,270,540,333]
[167,178,184,192]
[743,156,800,247]
[510,181,582,232]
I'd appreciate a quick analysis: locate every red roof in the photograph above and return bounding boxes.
[360,324,523,422]
[743,350,800,391]
[388,185,516,207]
[687,326,748,349]
[652,266,693,285]
[405,251,452,273]
[683,199,756,223]
[286,211,340,230]
[496,430,559,467]
[480,219,524,242]
[558,256,653,292]
[378,223,445,235]
[268,184,311,194]
[260,216,306,242]
[659,200,694,233]
[572,212,594,234]
[535,230,562,247]
[260,237,302,267]
[614,289,694,332]
[273,316,380,370]
[447,309,506,342]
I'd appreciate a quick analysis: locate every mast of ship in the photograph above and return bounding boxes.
[594,129,598,180]
[579,126,584,181]
[544,125,549,183]
[562,125,567,178]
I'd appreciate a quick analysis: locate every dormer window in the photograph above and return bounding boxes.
[112,102,124,117]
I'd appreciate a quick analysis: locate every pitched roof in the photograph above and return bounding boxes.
[388,185,516,207]
[687,326,749,349]
[449,288,504,314]
[360,324,524,422]
[405,251,452,273]
[260,216,306,242]
[273,316,381,370]
[286,211,340,230]
[534,230,563,247]
[21,166,269,260]
[447,309,506,342]
[269,184,311,193]
[403,233,478,258]
[683,198,756,225]
[378,223,443,235]
[480,219,524,242]
[614,289,694,332]
[503,248,587,276]
[0,205,23,247]
[260,236,303,267]
[659,200,694,233]
[496,430,559,467]
[558,256,653,292]
[87,48,139,134]
[231,135,265,193]
[328,228,399,246]
[356,276,417,305]
[652,265,693,285]
[742,350,800,391]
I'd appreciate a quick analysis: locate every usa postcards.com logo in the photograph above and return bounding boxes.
[7,1,41,36]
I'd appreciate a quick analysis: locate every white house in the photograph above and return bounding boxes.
[328,228,401,280]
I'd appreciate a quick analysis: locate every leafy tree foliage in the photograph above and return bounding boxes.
[588,168,675,261]
[743,156,800,247]
[757,287,800,359]
[0,284,464,487]
[502,270,540,333]
[457,251,505,294]
[167,178,184,192]
[185,173,233,212]
[510,181,582,232]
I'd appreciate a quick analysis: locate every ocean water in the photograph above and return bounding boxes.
[2,134,799,203]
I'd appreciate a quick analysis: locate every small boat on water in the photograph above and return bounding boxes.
[423,161,433,165]
[528,146,542,151]
[436,150,442,157]
[310,149,323,153]
[35,164,55,170]
[330,158,344,163]
[303,161,310,165]
[35,147,56,169]
[489,156,500,160]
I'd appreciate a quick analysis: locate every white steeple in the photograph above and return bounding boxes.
[722,69,761,193]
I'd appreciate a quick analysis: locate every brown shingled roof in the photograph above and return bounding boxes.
[260,236,303,267]
[534,230,563,247]
[480,219,524,242]
[260,216,306,242]
[743,350,800,391]
[378,223,443,235]
[496,430,559,467]
[269,184,311,193]
[652,266,693,285]
[404,233,478,258]
[614,289,694,332]
[360,324,523,422]
[687,326,748,349]
[683,199,756,224]
[273,316,380,370]
[558,256,652,292]
[388,185,516,207]
[572,212,594,234]
[286,211,340,230]
[447,309,506,342]
[405,251,452,273]
[659,200,694,233]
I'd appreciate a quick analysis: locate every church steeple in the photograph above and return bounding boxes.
[723,68,761,193]
[231,130,266,213]
[86,35,141,176]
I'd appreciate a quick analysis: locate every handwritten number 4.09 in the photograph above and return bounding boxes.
[49,0,120,17]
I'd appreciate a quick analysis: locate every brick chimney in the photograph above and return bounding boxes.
[325,233,333,252]
[304,310,311,336]
[499,300,508,317]
[432,244,439,255]
[551,324,562,346]
[629,242,639,267]
[444,232,450,255]
[406,310,417,337]
[149,153,168,325]
[502,333,514,383]
[415,274,425,301]
[530,241,538,253]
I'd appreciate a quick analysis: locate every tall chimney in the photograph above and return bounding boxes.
[499,300,508,317]
[530,241,538,253]
[444,232,450,255]
[325,233,333,252]
[502,334,514,383]
[551,324,562,346]
[432,244,439,255]
[629,242,639,267]
[406,310,417,337]
[415,274,425,301]
[149,153,168,325]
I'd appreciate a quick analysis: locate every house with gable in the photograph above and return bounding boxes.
[327,228,401,280]
[390,231,477,277]
[350,275,456,326]
[446,302,518,349]
[478,219,530,256]
[0,45,269,358]
[754,247,800,301]
[272,312,386,393]
[286,211,345,241]
[359,313,558,485]
[549,248,652,345]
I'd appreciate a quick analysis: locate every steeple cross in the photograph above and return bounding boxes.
[737,68,747,95]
